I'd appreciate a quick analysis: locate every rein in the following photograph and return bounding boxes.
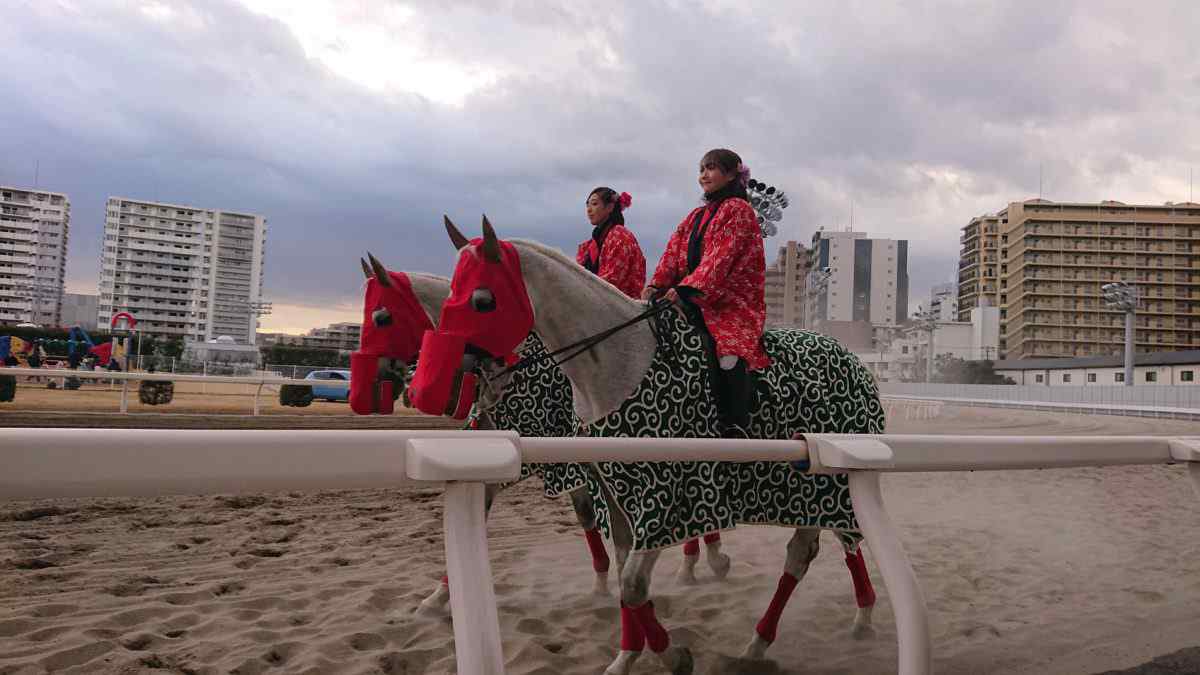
[494,299,675,378]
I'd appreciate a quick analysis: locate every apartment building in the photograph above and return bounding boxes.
[0,186,70,326]
[258,321,361,352]
[957,199,1200,359]
[765,240,810,328]
[807,230,909,328]
[928,282,958,321]
[98,197,267,343]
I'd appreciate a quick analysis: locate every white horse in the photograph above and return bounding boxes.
[355,257,733,617]
[416,219,886,674]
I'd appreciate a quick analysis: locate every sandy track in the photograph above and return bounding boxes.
[1,406,1198,674]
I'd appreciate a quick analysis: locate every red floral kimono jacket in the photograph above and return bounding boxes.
[576,224,647,300]
[650,197,770,370]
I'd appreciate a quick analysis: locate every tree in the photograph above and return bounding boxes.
[159,338,185,359]
[932,355,1015,384]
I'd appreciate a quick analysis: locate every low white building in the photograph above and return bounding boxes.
[182,335,261,365]
[995,350,1200,386]
[855,306,1001,382]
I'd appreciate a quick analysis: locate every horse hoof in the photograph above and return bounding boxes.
[660,646,694,675]
[603,649,641,675]
[676,555,700,586]
[415,586,450,618]
[851,606,875,639]
[708,552,732,580]
[851,622,877,640]
[593,573,610,597]
[740,634,770,660]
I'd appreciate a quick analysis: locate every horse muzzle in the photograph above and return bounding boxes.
[409,330,477,420]
[349,351,407,415]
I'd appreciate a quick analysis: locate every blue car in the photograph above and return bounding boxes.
[304,369,351,402]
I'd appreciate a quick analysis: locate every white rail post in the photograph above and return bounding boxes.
[252,382,264,416]
[807,436,931,675]
[850,471,932,675]
[1169,440,1200,498]
[406,436,521,675]
[120,379,130,413]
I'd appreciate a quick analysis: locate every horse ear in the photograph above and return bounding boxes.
[360,257,373,280]
[366,252,393,288]
[444,215,470,250]
[480,214,501,263]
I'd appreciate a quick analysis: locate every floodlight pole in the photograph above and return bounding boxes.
[1124,308,1134,387]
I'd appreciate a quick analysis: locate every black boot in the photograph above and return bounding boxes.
[715,359,751,437]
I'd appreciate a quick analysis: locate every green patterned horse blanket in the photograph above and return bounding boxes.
[585,309,885,550]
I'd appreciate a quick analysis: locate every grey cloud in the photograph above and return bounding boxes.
[2,0,1198,320]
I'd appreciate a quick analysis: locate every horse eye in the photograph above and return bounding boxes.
[471,289,496,313]
[372,308,392,326]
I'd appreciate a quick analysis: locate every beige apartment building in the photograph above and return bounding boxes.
[0,186,70,326]
[765,240,809,328]
[958,199,1200,359]
[258,321,361,352]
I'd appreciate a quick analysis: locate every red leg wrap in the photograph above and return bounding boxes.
[619,602,645,652]
[584,528,610,573]
[703,532,722,545]
[682,539,700,556]
[632,601,670,653]
[755,572,799,644]
[441,574,449,588]
[845,549,876,608]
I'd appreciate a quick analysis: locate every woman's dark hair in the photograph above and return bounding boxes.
[588,187,625,227]
[700,148,748,203]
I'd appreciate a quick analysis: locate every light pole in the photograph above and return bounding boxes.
[234,300,273,343]
[1102,281,1137,386]
[806,266,832,331]
[914,305,938,383]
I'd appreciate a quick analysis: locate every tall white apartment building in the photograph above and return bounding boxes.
[928,282,959,321]
[0,186,70,326]
[807,230,909,328]
[98,197,266,343]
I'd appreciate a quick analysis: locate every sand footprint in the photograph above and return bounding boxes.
[0,618,38,638]
[348,632,387,651]
[515,617,550,635]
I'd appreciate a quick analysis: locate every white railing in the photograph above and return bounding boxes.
[2,428,1197,675]
[881,382,1200,409]
[0,367,346,414]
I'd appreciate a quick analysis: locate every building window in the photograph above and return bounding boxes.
[1063,374,1071,383]
[1145,372,1157,383]
[1035,374,1044,383]
[1087,373,1096,383]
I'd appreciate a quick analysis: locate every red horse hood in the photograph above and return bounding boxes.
[409,239,532,417]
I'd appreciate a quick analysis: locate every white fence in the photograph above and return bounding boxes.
[881,383,1200,418]
[0,367,347,414]
[2,428,1197,675]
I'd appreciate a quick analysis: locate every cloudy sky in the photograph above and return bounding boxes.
[4,0,1198,333]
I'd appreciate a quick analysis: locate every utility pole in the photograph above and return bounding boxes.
[806,267,832,331]
[914,305,938,383]
[1102,281,1137,386]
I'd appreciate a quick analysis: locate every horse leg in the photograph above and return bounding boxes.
[616,549,693,675]
[678,533,730,584]
[703,532,731,580]
[676,539,700,585]
[417,483,502,616]
[741,528,820,660]
[597,470,645,675]
[569,486,610,595]
[842,540,877,639]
